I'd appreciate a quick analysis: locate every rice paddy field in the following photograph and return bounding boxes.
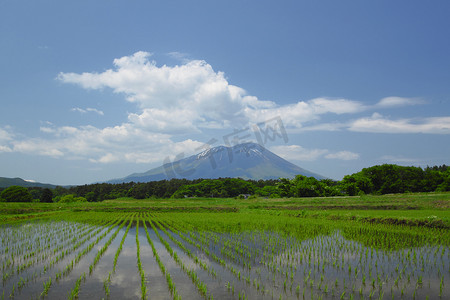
[1,193,449,299]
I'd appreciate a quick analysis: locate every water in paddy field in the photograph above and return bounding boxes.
[1,219,449,299]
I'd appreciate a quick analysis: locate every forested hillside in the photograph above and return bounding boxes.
[1,164,448,202]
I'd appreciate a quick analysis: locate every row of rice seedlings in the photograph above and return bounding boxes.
[159,215,249,266]
[136,217,148,300]
[1,213,102,265]
[68,272,86,300]
[151,216,218,277]
[55,219,110,278]
[40,276,52,298]
[157,213,273,298]
[1,220,89,277]
[170,223,257,299]
[258,231,405,299]
[147,216,213,299]
[113,215,134,272]
[157,214,271,298]
[1,219,51,255]
[275,229,448,299]
[170,216,257,270]
[162,214,266,273]
[157,212,450,299]
[2,210,448,299]
[142,215,180,300]
[3,220,96,283]
[103,214,135,298]
[0,213,97,260]
[162,214,321,297]
[191,221,295,298]
[2,217,94,262]
[38,215,120,297]
[157,213,270,298]
[89,214,129,274]
[1,218,108,297]
[70,216,120,270]
[174,211,450,296]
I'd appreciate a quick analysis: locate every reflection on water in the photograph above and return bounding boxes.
[1,219,448,300]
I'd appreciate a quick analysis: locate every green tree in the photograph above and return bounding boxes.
[40,188,53,203]
[256,185,279,197]
[291,175,325,197]
[58,194,87,203]
[0,186,33,202]
[276,178,292,197]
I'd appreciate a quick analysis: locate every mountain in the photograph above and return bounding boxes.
[108,142,324,183]
[0,177,58,189]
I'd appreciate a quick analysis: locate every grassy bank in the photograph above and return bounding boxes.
[1,192,449,226]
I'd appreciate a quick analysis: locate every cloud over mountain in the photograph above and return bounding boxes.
[57,51,368,133]
[0,51,443,166]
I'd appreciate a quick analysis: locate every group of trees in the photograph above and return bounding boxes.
[1,164,449,202]
[0,186,87,203]
[0,186,53,203]
[172,178,256,198]
[340,164,450,195]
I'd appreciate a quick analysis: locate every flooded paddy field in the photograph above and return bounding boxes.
[1,211,449,299]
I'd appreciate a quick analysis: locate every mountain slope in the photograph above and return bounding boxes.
[108,143,324,183]
[0,177,57,189]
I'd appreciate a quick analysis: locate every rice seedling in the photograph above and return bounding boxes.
[0,204,448,300]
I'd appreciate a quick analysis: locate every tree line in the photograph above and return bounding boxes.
[1,164,449,202]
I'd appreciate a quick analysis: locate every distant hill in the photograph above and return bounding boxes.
[0,177,57,189]
[108,142,324,183]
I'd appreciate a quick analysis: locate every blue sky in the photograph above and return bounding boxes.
[1,0,449,185]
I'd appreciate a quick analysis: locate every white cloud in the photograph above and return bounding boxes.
[71,107,104,115]
[245,97,364,129]
[271,145,328,161]
[127,108,200,133]
[0,145,12,153]
[349,113,450,134]
[0,127,13,153]
[309,98,366,114]
[325,151,360,160]
[58,52,251,131]
[271,145,359,162]
[1,51,439,166]
[40,127,55,133]
[167,51,190,63]
[12,139,65,157]
[288,122,347,133]
[57,51,368,133]
[0,127,13,142]
[13,122,204,164]
[376,96,424,108]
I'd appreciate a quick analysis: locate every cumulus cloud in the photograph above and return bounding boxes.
[57,51,368,133]
[349,113,450,134]
[14,123,204,163]
[271,145,359,162]
[2,51,441,166]
[127,108,200,133]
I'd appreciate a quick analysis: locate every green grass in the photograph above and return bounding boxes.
[1,192,448,227]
